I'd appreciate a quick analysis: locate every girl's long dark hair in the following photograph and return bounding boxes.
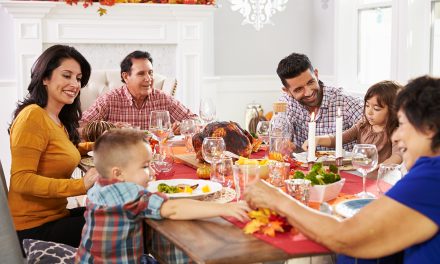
[360,80,402,140]
[10,45,91,145]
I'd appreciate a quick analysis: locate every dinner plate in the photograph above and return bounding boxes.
[292,151,353,164]
[334,198,375,218]
[147,179,223,199]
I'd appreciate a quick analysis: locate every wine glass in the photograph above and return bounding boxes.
[351,144,378,198]
[180,119,197,152]
[201,137,225,164]
[199,98,216,125]
[377,163,402,196]
[149,110,172,172]
[211,157,234,198]
[256,121,270,144]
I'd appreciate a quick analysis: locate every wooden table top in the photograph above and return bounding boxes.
[145,216,328,264]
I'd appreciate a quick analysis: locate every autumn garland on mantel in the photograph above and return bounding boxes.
[64,0,215,16]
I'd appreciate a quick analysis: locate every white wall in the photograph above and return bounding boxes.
[0,0,334,184]
[0,6,16,186]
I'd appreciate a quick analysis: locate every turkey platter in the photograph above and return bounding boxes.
[192,121,254,162]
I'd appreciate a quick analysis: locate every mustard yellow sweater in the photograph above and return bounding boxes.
[8,104,87,230]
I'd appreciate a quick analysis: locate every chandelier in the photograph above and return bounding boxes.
[229,0,289,31]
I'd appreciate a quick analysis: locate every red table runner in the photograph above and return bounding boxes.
[158,147,383,255]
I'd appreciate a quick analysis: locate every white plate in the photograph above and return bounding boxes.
[147,179,222,199]
[292,151,352,163]
[87,151,94,157]
[334,198,375,218]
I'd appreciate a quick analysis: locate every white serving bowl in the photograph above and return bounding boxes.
[309,178,346,203]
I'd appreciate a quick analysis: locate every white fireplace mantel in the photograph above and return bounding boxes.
[0,1,216,111]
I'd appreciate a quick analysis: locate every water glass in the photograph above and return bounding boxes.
[268,161,290,187]
[284,179,311,205]
[180,119,197,152]
[151,143,174,173]
[352,144,378,198]
[202,137,226,164]
[232,164,261,201]
[269,135,291,161]
[377,163,402,196]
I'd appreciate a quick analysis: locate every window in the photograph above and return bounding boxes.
[358,6,392,84]
[431,1,440,75]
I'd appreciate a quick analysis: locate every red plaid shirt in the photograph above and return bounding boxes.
[80,85,196,130]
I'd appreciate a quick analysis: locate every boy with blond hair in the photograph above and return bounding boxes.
[75,129,249,263]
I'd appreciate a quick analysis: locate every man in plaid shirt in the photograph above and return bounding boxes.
[271,53,363,151]
[80,51,196,133]
[75,130,250,263]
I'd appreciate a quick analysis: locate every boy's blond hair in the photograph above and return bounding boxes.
[93,129,147,178]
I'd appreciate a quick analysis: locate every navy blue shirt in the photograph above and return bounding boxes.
[387,156,440,263]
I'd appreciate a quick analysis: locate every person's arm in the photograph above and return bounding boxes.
[245,180,438,258]
[10,113,87,198]
[302,135,332,151]
[160,199,250,222]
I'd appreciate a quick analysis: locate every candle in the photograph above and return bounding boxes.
[307,112,316,162]
[335,107,343,158]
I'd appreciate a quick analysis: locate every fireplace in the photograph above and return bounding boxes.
[0,1,215,111]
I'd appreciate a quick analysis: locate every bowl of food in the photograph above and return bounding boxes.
[235,157,275,180]
[290,162,345,203]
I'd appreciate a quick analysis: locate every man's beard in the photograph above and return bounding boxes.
[299,86,323,107]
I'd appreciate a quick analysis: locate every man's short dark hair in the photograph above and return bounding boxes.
[276,53,314,87]
[120,50,153,83]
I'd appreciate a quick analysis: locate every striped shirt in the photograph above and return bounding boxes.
[75,178,167,264]
[80,85,197,130]
[271,84,363,151]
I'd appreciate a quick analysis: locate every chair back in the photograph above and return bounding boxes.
[0,160,25,263]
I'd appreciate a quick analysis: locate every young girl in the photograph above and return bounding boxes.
[302,80,402,165]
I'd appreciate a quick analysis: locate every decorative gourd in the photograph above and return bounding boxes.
[82,120,116,142]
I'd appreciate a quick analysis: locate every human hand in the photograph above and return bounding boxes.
[221,201,251,222]
[113,122,132,129]
[83,168,99,190]
[172,121,181,135]
[302,140,309,151]
[244,180,285,210]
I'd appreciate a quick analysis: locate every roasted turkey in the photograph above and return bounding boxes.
[192,121,254,161]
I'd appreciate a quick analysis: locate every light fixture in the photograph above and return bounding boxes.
[229,0,289,31]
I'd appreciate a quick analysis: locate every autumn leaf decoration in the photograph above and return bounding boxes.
[243,208,293,237]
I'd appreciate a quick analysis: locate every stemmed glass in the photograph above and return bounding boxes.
[149,110,172,172]
[201,137,225,164]
[211,157,234,198]
[199,98,216,125]
[377,163,402,196]
[256,120,270,156]
[151,144,174,173]
[180,119,197,152]
[351,144,378,198]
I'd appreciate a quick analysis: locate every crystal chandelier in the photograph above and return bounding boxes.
[229,0,289,31]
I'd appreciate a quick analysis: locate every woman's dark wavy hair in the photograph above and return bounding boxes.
[10,45,91,145]
[360,80,402,140]
[395,75,440,152]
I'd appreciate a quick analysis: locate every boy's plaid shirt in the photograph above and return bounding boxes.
[271,85,363,151]
[75,178,167,263]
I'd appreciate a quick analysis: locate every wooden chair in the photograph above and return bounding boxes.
[0,159,26,263]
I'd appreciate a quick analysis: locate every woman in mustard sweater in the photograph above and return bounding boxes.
[8,45,99,250]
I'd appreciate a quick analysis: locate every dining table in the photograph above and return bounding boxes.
[138,142,382,264]
[78,140,384,264]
